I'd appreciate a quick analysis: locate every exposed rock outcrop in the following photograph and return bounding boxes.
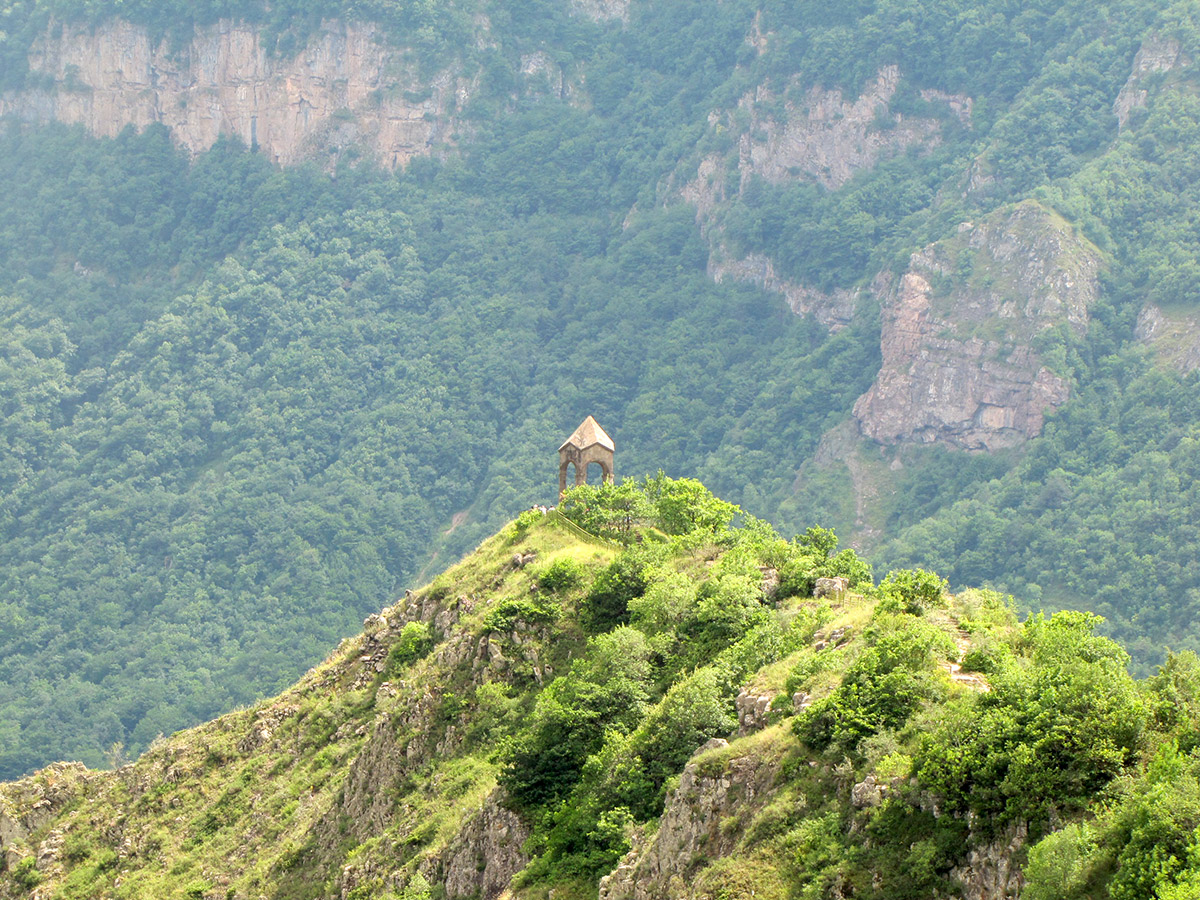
[708,251,858,330]
[1115,35,1185,130]
[729,66,962,191]
[684,66,967,207]
[0,763,93,870]
[854,201,1102,450]
[428,791,530,900]
[0,19,470,168]
[570,0,631,21]
[1135,302,1200,372]
[598,741,778,900]
[735,689,774,735]
[684,66,968,329]
[952,822,1028,900]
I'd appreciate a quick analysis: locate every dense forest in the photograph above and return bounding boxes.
[4,0,1200,776]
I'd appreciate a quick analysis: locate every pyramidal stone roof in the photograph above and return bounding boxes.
[559,416,614,452]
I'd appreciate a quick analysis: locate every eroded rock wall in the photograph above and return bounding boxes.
[571,0,631,21]
[599,740,779,900]
[1114,34,1185,130]
[853,201,1101,450]
[0,19,469,168]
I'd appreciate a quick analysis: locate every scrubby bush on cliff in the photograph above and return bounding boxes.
[580,547,655,631]
[499,627,653,811]
[916,611,1147,831]
[536,557,589,595]
[799,616,954,755]
[777,526,873,598]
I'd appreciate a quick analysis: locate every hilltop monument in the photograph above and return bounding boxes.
[558,416,614,497]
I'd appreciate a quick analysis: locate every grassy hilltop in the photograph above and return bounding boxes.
[2,479,1198,900]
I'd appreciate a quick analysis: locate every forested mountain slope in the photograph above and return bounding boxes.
[1,486,1197,900]
[4,0,1200,775]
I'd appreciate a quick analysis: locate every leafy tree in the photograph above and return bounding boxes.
[878,569,949,616]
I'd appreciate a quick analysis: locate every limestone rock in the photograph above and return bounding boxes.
[735,689,773,735]
[814,576,850,599]
[1115,35,1185,130]
[708,252,858,330]
[429,790,530,900]
[0,762,93,870]
[952,822,1027,900]
[0,19,472,169]
[735,66,958,190]
[758,566,780,599]
[851,775,888,809]
[854,201,1101,451]
[1135,303,1200,373]
[570,0,630,22]
[598,749,777,900]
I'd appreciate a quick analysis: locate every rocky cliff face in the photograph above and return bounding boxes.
[853,201,1102,450]
[1135,302,1200,372]
[0,19,470,168]
[952,823,1027,900]
[571,0,631,21]
[1114,34,1185,130]
[683,66,968,329]
[598,737,782,900]
[723,66,965,193]
[707,251,859,328]
[0,763,93,872]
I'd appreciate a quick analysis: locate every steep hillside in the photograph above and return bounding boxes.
[1,483,1196,900]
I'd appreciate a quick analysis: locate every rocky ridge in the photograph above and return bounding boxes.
[0,525,567,900]
[0,503,1142,900]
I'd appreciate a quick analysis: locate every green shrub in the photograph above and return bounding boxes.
[877,569,948,615]
[386,621,434,672]
[61,830,95,863]
[916,611,1148,831]
[681,574,771,663]
[1022,823,1099,900]
[581,552,651,631]
[959,636,1012,674]
[511,508,544,540]
[627,570,697,633]
[799,618,953,753]
[776,529,872,598]
[559,480,652,539]
[483,596,559,632]
[499,629,652,811]
[11,856,42,890]
[617,667,736,817]
[645,474,740,536]
[538,557,588,594]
